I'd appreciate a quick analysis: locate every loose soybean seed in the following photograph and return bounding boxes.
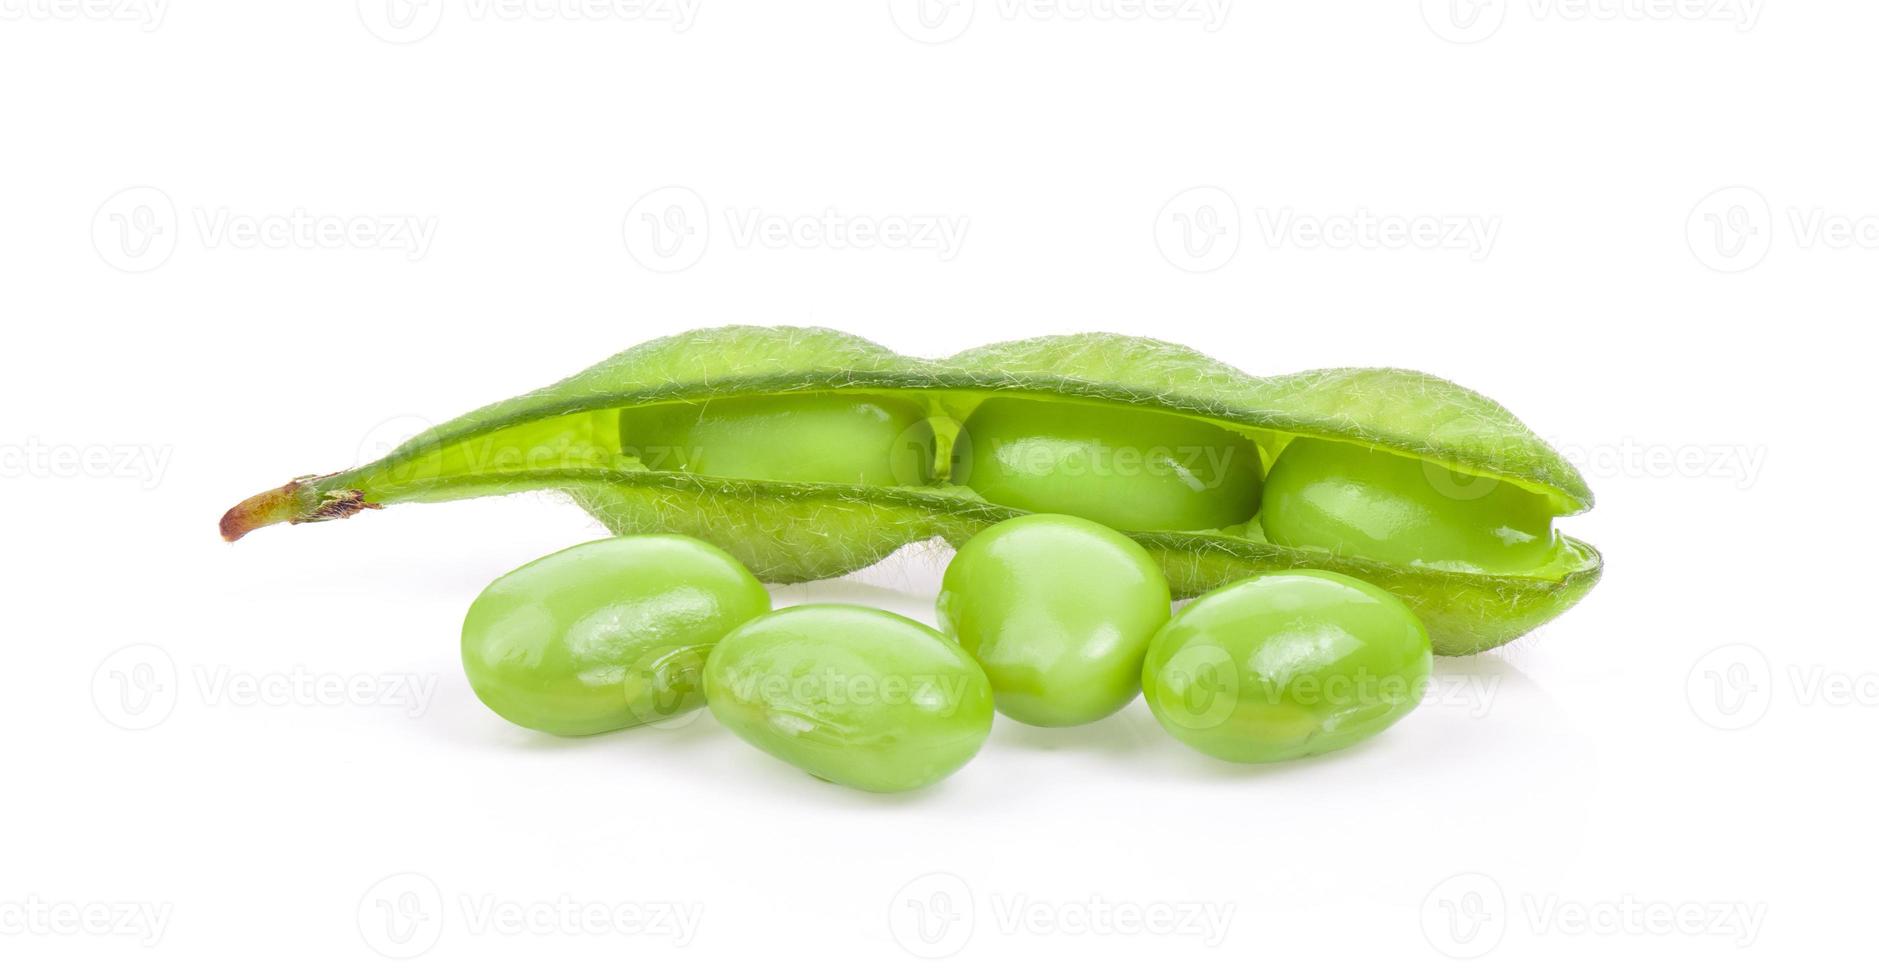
[1141,570,1433,763]
[461,535,770,736]
[704,604,994,793]
[937,513,1171,727]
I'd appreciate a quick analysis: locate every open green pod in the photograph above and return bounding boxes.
[221,326,1601,655]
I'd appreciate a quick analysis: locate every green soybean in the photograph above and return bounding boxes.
[954,397,1263,531]
[1259,437,1565,575]
[703,604,994,793]
[223,325,1601,655]
[461,535,770,736]
[1141,570,1432,763]
[937,514,1171,727]
[620,392,933,487]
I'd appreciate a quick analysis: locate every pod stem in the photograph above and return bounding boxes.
[219,476,377,542]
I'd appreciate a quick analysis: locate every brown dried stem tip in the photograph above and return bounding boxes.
[219,478,377,542]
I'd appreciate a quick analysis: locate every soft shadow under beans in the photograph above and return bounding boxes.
[991,704,1166,760]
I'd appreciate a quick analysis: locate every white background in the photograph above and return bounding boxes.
[1,0,1869,974]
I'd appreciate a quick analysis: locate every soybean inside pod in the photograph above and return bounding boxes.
[221,326,1601,655]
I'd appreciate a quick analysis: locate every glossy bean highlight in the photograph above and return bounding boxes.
[1142,570,1432,763]
[461,535,771,736]
[937,513,1171,726]
[953,397,1265,531]
[704,605,994,793]
[1259,437,1565,575]
[620,392,934,487]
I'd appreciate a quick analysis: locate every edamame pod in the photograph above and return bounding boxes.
[221,325,1601,655]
